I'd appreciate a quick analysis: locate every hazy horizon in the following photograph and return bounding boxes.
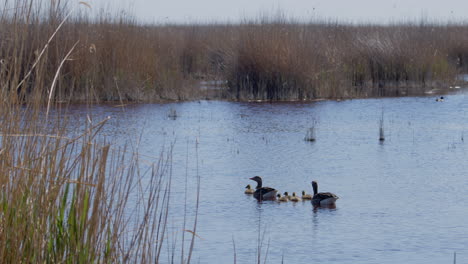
[85,0,468,24]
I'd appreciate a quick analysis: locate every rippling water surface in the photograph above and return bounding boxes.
[66,93,468,263]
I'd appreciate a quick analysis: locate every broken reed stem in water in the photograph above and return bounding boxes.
[305,120,317,142]
[379,111,385,141]
[232,235,237,264]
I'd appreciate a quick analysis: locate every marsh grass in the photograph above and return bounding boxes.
[0,1,201,262]
[226,20,468,101]
[0,92,202,262]
[2,2,468,102]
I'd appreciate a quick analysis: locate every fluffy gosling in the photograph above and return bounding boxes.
[290,192,301,202]
[277,193,289,202]
[301,190,312,200]
[244,184,254,194]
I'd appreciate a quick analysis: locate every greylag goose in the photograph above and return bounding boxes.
[311,181,339,206]
[249,176,277,201]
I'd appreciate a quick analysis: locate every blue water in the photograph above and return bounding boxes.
[63,93,468,263]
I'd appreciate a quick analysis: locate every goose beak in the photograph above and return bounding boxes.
[249,177,254,180]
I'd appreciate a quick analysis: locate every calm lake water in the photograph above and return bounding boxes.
[64,93,468,263]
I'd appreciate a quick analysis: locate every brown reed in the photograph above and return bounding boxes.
[0,1,202,262]
[2,2,468,103]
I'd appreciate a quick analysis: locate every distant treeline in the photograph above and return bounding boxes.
[2,3,468,102]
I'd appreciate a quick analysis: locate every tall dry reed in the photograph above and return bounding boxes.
[2,2,468,102]
[0,1,201,262]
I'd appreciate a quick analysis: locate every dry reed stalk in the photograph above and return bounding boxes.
[46,40,79,119]
[181,141,189,263]
[232,235,237,264]
[15,2,85,92]
[186,138,201,264]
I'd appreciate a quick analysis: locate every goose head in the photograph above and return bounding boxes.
[245,184,252,190]
[249,176,263,188]
[249,176,262,183]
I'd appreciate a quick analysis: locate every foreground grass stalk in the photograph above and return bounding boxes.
[186,139,201,264]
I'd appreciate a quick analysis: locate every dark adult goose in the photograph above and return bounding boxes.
[311,181,339,206]
[249,176,277,201]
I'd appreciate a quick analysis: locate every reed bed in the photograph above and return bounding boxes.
[2,2,468,102]
[0,102,205,262]
[0,1,201,262]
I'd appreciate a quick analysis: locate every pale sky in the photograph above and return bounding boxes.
[84,0,468,24]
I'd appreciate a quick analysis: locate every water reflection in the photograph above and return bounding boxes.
[52,93,468,263]
[313,204,337,211]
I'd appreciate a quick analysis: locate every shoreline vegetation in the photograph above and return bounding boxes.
[1,2,203,262]
[2,2,468,103]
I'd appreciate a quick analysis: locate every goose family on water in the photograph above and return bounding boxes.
[246,176,339,206]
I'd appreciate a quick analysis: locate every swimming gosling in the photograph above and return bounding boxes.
[244,184,254,194]
[290,192,301,202]
[301,190,312,200]
[277,193,289,202]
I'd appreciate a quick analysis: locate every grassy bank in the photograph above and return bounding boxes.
[2,2,468,103]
